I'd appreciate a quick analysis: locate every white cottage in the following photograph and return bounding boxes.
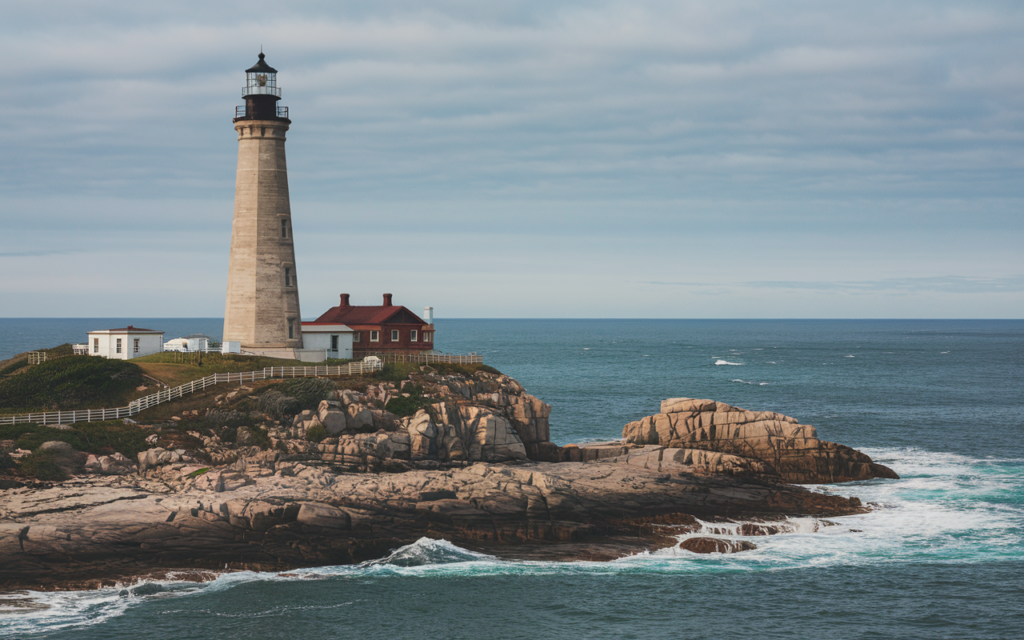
[300,323,354,360]
[87,325,164,360]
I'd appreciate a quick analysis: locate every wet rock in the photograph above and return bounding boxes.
[680,537,757,554]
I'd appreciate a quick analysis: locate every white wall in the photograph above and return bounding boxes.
[88,332,163,360]
[302,329,353,360]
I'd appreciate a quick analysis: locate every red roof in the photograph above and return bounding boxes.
[311,294,427,326]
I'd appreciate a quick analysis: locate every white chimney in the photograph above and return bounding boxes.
[424,306,434,324]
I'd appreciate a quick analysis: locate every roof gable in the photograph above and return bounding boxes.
[313,304,426,326]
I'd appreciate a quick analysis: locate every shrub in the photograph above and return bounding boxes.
[277,378,337,410]
[18,451,69,481]
[0,451,16,473]
[0,422,149,460]
[250,390,300,419]
[306,423,327,443]
[386,383,428,417]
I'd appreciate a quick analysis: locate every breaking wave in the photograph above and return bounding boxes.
[5,447,1021,634]
[715,360,743,366]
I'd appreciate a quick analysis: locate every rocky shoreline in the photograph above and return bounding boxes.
[0,367,897,591]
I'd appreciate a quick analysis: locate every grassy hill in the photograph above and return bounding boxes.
[131,352,350,387]
[0,357,144,413]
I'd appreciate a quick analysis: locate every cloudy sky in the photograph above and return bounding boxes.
[1,0,1021,318]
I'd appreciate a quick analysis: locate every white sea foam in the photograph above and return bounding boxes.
[6,449,1021,633]
[715,359,742,366]
[731,379,769,386]
[845,355,855,358]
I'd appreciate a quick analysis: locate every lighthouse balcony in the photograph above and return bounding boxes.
[235,105,289,119]
[242,85,281,98]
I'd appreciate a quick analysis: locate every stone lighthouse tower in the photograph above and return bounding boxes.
[223,53,303,357]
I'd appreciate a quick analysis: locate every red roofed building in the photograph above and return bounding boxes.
[303,293,434,358]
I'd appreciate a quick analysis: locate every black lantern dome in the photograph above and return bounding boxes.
[235,52,289,122]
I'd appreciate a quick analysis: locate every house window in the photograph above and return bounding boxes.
[116,338,122,354]
[410,330,418,342]
[353,332,361,342]
[284,267,293,287]
[330,335,339,351]
[281,219,289,238]
[391,330,400,342]
[93,338,99,353]
[288,319,294,339]
[424,332,432,343]
[370,330,380,342]
[133,338,140,354]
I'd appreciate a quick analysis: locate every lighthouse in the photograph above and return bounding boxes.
[222,52,303,357]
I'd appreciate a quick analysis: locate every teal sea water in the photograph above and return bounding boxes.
[1,319,1022,638]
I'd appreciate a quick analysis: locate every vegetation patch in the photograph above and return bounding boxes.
[385,383,430,417]
[133,352,317,387]
[0,422,150,460]
[17,450,69,482]
[0,357,144,413]
[186,467,210,478]
[306,423,327,443]
[0,358,28,377]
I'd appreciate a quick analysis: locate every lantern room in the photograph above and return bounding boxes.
[235,52,289,122]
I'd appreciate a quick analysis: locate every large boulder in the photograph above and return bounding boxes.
[317,400,348,435]
[623,397,898,483]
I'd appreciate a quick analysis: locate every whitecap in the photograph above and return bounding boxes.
[715,359,742,366]
[845,355,855,358]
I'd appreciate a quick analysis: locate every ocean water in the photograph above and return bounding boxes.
[1,319,1023,639]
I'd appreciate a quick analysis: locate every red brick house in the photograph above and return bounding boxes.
[304,293,434,358]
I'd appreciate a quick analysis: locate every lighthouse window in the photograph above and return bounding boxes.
[281,219,288,238]
[288,320,294,339]
[284,267,292,287]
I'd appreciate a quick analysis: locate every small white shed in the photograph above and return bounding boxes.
[87,325,164,360]
[164,335,212,352]
[300,323,354,360]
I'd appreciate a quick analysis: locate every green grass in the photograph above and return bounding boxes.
[0,357,144,413]
[133,352,316,386]
[0,422,150,459]
[0,358,28,377]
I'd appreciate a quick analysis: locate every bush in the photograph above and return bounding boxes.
[18,451,69,481]
[251,378,336,418]
[250,390,300,419]
[0,451,16,473]
[0,357,144,412]
[0,422,149,459]
[277,378,337,410]
[306,423,327,443]
[385,383,428,417]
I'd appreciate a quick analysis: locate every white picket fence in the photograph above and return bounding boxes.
[361,352,483,365]
[0,361,382,427]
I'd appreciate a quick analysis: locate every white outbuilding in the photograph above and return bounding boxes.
[300,323,354,360]
[164,334,213,352]
[86,325,164,360]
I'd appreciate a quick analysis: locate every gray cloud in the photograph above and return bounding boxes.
[0,1,1022,317]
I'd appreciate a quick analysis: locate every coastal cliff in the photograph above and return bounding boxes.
[0,366,896,590]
